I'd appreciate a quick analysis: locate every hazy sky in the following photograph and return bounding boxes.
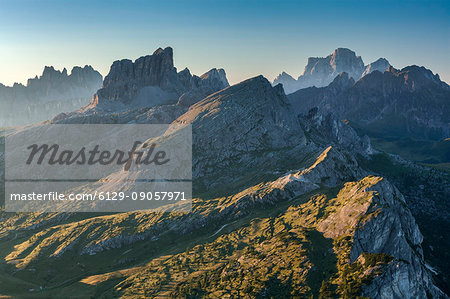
[1,0,449,86]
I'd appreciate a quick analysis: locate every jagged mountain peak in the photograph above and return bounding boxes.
[275,71,295,80]
[374,57,389,64]
[199,68,229,86]
[329,47,364,69]
[91,47,229,110]
[39,65,67,81]
[29,65,102,87]
[356,64,449,92]
[273,47,365,94]
[152,46,172,55]
[304,47,364,78]
[397,65,447,87]
[362,57,391,77]
[273,71,296,88]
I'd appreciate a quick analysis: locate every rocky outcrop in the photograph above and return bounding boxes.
[177,68,229,107]
[90,47,229,111]
[0,66,102,126]
[316,175,443,298]
[53,47,229,124]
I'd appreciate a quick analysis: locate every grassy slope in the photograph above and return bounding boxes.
[0,176,394,298]
[101,177,390,298]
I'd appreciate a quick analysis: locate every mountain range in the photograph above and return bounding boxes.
[0,66,102,126]
[0,47,449,298]
[273,48,391,94]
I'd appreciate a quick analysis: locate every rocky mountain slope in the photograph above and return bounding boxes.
[51,47,229,126]
[273,48,391,94]
[288,65,450,164]
[0,66,102,126]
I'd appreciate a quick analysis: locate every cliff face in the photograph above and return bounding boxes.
[0,65,102,126]
[91,47,229,111]
[362,58,391,77]
[0,47,446,298]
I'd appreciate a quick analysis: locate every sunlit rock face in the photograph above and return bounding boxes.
[0,65,102,126]
[273,48,393,94]
[303,47,364,83]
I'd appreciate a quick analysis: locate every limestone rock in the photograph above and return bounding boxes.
[362,58,391,77]
[0,65,102,126]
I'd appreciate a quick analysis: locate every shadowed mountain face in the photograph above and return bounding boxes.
[0,47,448,298]
[274,48,391,94]
[51,48,230,125]
[0,66,102,126]
[90,47,229,111]
[288,66,450,163]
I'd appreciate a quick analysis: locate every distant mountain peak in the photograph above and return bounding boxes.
[153,46,172,55]
[362,58,391,77]
[0,65,102,126]
[328,72,355,89]
[273,47,365,94]
[273,72,296,86]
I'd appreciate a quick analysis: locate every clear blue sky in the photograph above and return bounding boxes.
[1,0,449,86]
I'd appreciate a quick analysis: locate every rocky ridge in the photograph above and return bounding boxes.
[0,66,102,126]
[51,47,229,125]
[288,65,450,141]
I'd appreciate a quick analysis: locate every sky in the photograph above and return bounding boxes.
[0,0,449,86]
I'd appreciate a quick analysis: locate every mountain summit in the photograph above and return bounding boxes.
[90,47,229,111]
[273,48,391,94]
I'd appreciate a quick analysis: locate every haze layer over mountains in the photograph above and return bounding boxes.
[0,66,102,126]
